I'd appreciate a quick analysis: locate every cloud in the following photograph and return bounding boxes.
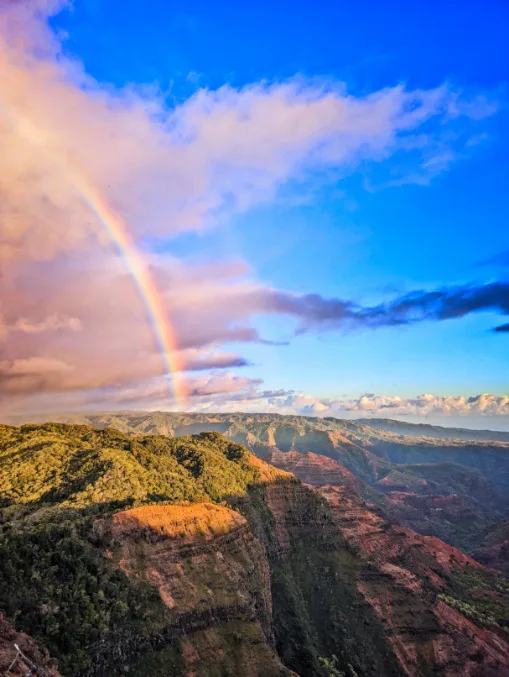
[0,1,501,411]
[11,313,82,334]
[480,250,509,268]
[186,372,263,398]
[243,281,509,333]
[1,251,508,407]
[185,389,509,421]
[0,356,74,393]
[340,392,509,417]
[0,369,265,414]
[180,349,252,371]
[0,1,496,263]
[1,352,507,428]
[373,282,509,324]
[100,370,260,405]
[110,380,509,421]
[2,257,508,406]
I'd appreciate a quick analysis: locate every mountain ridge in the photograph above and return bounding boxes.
[3,411,509,443]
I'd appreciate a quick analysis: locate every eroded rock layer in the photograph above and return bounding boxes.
[104,502,296,676]
[320,484,509,677]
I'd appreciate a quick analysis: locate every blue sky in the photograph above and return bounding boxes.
[1,0,507,425]
[51,0,508,399]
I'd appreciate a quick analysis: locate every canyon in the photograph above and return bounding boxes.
[1,421,509,676]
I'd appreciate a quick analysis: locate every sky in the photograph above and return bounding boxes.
[0,0,508,428]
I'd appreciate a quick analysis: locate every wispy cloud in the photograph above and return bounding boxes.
[1,357,508,425]
[358,281,509,330]
[479,250,509,268]
[224,281,509,334]
[11,314,82,334]
[1,1,497,262]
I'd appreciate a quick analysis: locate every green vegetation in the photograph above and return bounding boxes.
[0,515,167,675]
[0,423,275,676]
[0,423,262,512]
[438,594,500,628]
[2,420,509,677]
[482,518,509,547]
[441,566,509,631]
[319,656,358,677]
[124,622,294,677]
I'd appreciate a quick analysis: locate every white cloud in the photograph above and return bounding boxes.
[0,2,496,262]
[181,389,509,422]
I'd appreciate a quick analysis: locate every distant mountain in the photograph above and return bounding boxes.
[2,422,509,676]
[355,417,509,442]
[6,411,509,442]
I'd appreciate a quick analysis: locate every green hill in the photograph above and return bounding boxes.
[0,424,292,676]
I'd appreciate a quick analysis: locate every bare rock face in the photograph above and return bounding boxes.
[106,502,297,677]
[265,449,363,496]
[233,480,408,676]
[320,484,509,677]
[0,613,61,677]
[103,476,509,677]
[266,445,509,570]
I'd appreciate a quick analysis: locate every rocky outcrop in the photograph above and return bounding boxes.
[105,502,297,676]
[234,466,509,677]
[0,613,61,677]
[234,481,406,676]
[97,476,509,677]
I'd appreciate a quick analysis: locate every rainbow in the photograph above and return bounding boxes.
[8,110,185,405]
[73,176,186,405]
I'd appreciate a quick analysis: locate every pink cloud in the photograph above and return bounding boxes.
[12,314,82,334]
